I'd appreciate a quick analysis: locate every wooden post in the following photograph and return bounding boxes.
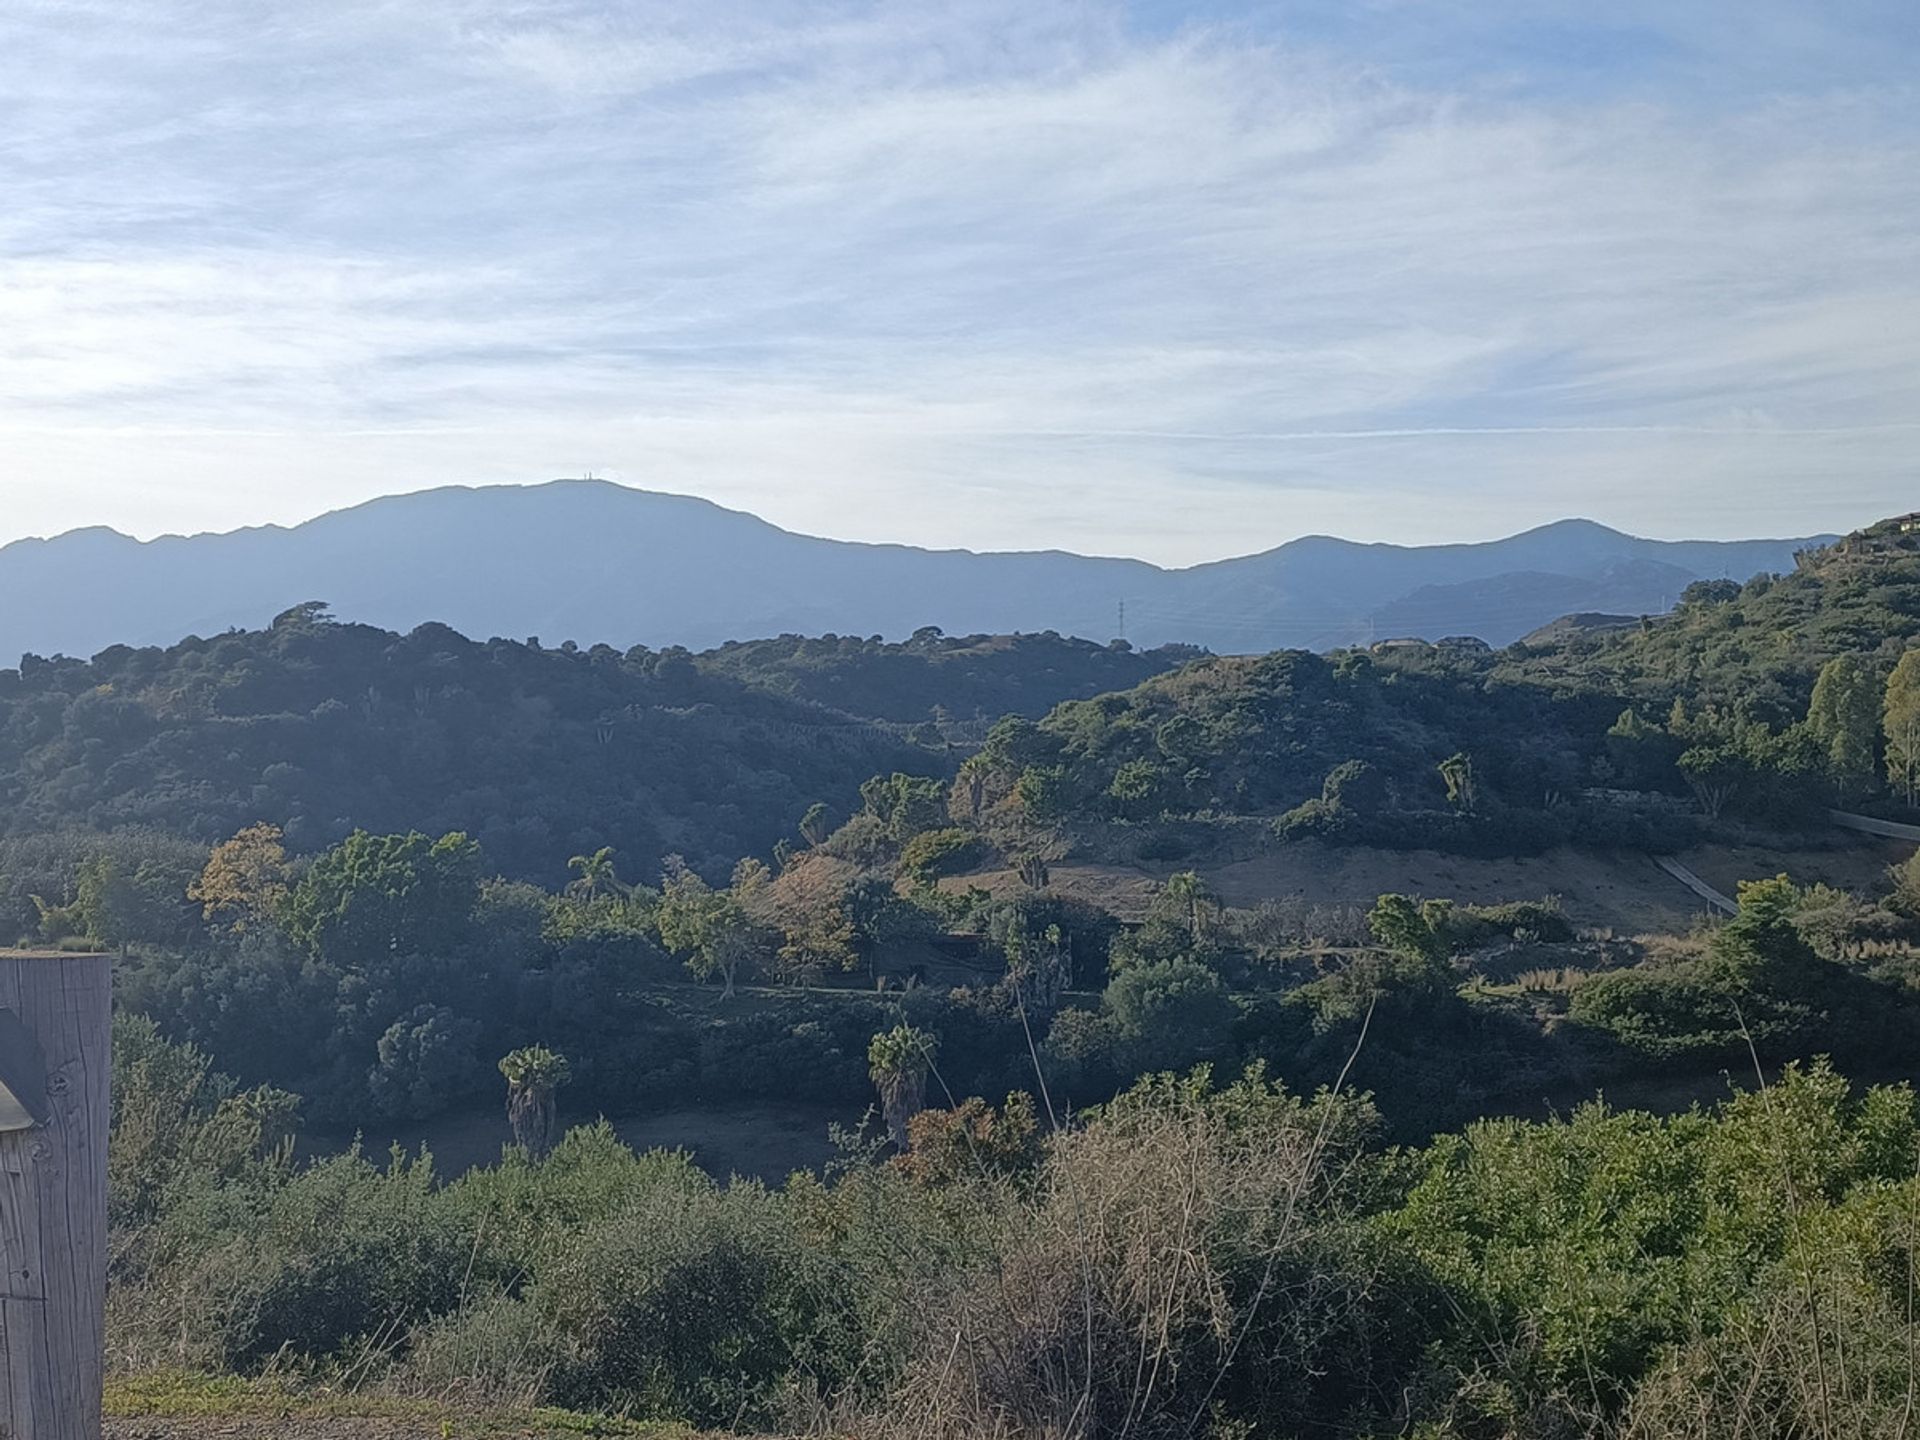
[0,953,110,1440]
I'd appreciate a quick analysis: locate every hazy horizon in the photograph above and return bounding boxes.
[0,477,1849,568]
[5,2,1917,564]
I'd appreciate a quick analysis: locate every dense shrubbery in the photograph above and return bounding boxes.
[110,1021,1920,1439]
[0,607,935,883]
[693,628,1200,724]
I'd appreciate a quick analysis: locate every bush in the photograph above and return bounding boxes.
[873,1069,1388,1439]
[135,1147,469,1370]
[898,827,987,883]
[529,1180,821,1424]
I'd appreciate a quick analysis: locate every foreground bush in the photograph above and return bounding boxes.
[108,1023,1920,1438]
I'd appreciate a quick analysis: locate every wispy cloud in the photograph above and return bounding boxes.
[0,0,1915,562]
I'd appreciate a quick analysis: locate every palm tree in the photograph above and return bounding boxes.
[1163,871,1213,946]
[799,802,831,848]
[1438,753,1477,813]
[498,1046,571,1159]
[566,847,621,902]
[868,1024,939,1150]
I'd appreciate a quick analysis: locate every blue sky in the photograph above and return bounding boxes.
[2,0,1915,564]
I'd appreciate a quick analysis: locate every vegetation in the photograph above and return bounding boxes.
[42,513,1920,1435]
[109,1020,1920,1439]
[691,628,1201,724]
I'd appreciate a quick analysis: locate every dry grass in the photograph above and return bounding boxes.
[104,1372,718,1437]
[857,1075,1374,1440]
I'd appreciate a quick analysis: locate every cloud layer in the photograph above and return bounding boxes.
[2,0,1916,562]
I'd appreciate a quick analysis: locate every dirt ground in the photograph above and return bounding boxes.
[951,833,1914,934]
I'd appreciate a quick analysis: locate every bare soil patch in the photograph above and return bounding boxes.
[950,834,1914,934]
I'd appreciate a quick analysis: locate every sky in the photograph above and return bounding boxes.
[1,1,1916,566]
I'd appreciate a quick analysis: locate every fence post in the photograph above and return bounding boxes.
[0,951,110,1440]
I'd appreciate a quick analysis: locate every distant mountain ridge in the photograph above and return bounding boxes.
[0,481,1834,661]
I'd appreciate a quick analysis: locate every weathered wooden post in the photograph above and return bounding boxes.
[0,951,110,1440]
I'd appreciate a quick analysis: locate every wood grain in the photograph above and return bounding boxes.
[0,953,110,1440]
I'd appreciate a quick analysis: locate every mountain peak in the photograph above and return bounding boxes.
[0,485,1835,662]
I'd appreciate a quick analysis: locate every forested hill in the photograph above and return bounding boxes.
[1500,514,1920,721]
[0,479,1827,660]
[0,608,932,881]
[694,630,1202,723]
[0,615,1206,881]
[974,517,1920,852]
[5,518,1916,889]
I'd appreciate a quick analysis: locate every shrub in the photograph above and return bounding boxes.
[898,827,987,883]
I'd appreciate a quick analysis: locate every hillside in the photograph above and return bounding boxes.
[693,629,1201,723]
[0,480,1826,661]
[1501,513,1920,720]
[0,607,928,883]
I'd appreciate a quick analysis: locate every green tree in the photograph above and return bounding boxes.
[1159,871,1216,948]
[1108,759,1167,820]
[858,773,948,843]
[868,1024,939,1149]
[370,1005,483,1119]
[1884,650,1920,804]
[498,1045,571,1159]
[657,858,761,999]
[565,846,623,902]
[1438,753,1477,812]
[1102,957,1235,1073]
[75,855,145,954]
[281,831,482,961]
[1367,893,1452,969]
[1808,655,1879,798]
[799,802,831,847]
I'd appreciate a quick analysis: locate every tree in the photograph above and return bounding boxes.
[799,802,831,848]
[1108,759,1167,819]
[777,903,858,988]
[1102,957,1234,1074]
[766,853,861,986]
[74,855,143,954]
[565,847,623,902]
[859,773,948,843]
[370,1005,483,1119]
[190,823,292,933]
[1677,742,1746,820]
[1367,893,1451,969]
[281,830,481,961]
[1603,710,1675,791]
[280,829,483,963]
[1160,872,1216,947]
[1808,655,1878,798]
[498,1045,571,1159]
[868,1024,939,1149]
[1438,753,1477,812]
[657,858,762,999]
[1002,923,1069,1018]
[1884,650,1920,804]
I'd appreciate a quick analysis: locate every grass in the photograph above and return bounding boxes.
[105,1372,716,1437]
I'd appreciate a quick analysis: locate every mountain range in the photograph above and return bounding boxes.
[0,480,1832,661]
